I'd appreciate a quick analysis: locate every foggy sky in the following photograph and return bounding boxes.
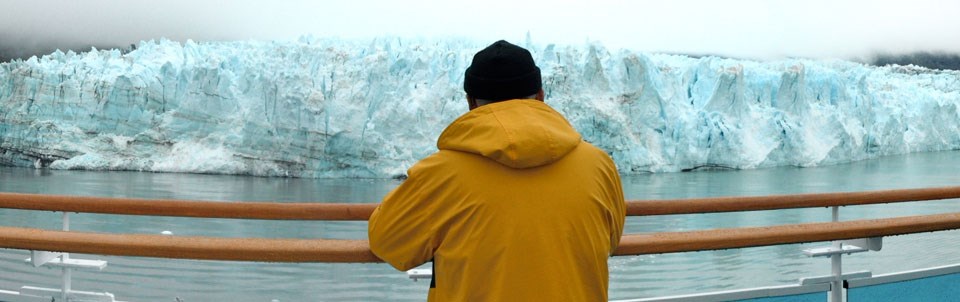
[2,0,959,61]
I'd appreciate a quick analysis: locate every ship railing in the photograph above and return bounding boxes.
[0,186,958,301]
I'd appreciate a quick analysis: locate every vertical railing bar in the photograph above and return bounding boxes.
[62,211,71,302]
[830,205,843,302]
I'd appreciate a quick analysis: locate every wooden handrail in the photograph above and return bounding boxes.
[0,226,378,262]
[1,186,959,220]
[0,213,958,262]
[627,186,960,216]
[0,193,377,220]
[615,212,960,255]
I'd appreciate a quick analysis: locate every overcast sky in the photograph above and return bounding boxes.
[2,0,959,60]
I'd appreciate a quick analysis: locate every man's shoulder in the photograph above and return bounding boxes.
[565,142,620,177]
[405,150,476,177]
[573,141,615,161]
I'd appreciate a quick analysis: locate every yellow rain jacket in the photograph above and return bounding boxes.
[369,99,626,301]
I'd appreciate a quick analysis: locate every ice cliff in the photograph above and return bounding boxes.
[1,38,959,178]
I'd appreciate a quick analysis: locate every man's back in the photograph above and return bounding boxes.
[369,99,625,301]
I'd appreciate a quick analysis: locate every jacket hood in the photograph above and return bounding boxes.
[437,99,582,169]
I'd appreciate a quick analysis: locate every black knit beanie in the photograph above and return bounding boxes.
[464,40,542,101]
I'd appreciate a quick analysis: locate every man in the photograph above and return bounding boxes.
[369,40,625,301]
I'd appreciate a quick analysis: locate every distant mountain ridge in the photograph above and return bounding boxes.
[871,52,960,71]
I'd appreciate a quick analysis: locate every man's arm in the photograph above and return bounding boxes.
[368,167,441,271]
[609,172,626,254]
[605,156,627,254]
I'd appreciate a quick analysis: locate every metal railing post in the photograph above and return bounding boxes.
[10,211,118,301]
[830,206,843,302]
[62,212,71,302]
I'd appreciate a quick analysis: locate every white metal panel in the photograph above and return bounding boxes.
[20,286,117,302]
[846,263,960,288]
[611,283,830,302]
[0,289,51,302]
[29,250,63,267]
[24,257,108,270]
[800,270,872,285]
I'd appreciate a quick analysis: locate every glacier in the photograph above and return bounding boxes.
[1,37,959,178]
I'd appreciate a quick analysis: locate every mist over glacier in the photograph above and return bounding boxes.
[1,38,958,178]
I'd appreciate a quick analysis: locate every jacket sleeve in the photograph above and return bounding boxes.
[368,165,443,271]
[606,158,627,255]
[610,170,627,255]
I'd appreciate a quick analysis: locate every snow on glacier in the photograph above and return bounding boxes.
[0,37,958,178]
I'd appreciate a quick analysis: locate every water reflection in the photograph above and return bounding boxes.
[0,151,959,301]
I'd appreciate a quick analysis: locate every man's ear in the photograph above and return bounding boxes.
[535,89,545,102]
[467,95,479,110]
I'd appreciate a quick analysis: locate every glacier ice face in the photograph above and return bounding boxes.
[1,38,959,178]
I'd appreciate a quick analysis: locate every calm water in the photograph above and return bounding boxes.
[1,151,959,301]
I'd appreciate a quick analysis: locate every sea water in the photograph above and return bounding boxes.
[0,151,958,301]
